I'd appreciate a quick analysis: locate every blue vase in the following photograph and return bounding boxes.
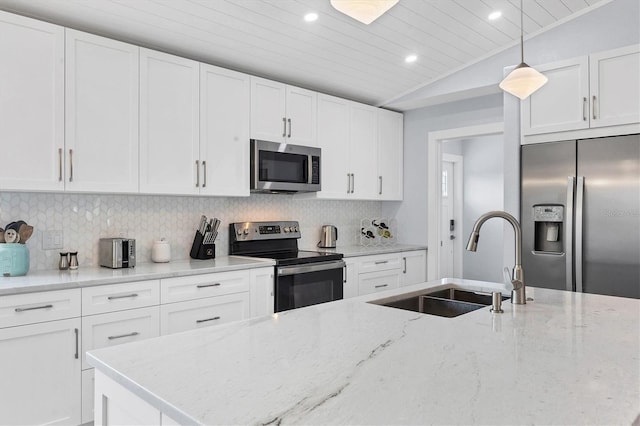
[0,244,30,277]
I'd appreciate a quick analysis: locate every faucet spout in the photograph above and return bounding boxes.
[466,211,526,305]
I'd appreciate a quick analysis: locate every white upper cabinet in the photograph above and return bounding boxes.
[377,109,403,200]
[139,48,200,195]
[0,12,64,191]
[250,77,317,145]
[523,44,639,137]
[65,29,139,193]
[349,103,378,199]
[200,64,250,197]
[589,45,640,128]
[316,94,351,198]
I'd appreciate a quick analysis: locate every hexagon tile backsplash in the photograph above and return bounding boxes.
[0,192,383,271]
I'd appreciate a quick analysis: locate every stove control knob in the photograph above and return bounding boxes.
[292,226,298,232]
[243,229,249,235]
[283,227,290,233]
[236,229,243,236]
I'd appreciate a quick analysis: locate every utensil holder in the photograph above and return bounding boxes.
[189,231,215,260]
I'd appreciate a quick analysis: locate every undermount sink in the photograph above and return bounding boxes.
[369,287,509,318]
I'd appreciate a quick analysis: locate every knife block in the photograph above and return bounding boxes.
[189,231,215,260]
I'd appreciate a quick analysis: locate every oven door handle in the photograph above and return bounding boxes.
[277,260,346,276]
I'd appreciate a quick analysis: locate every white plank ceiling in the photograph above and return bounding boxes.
[0,0,608,108]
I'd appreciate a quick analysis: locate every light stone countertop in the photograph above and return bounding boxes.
[0,256,275,296]
[87,278,640,425]
[306,243,428,257]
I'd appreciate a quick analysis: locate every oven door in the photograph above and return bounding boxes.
[275,260,345,312]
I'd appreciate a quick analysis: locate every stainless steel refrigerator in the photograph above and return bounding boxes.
[521,134,639,299]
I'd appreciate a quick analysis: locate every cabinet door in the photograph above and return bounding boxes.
[0,318,81,425]
[160,293,250,335]
[343,258,359,299]
[200,64,250,196]
[139,48,199,195]
[590,45,640,128]
[401,250,427,287]
[349,103,379,199]
[250,267,274,317]
[65,29,139,193]
[0,12,64,192]
[522,57,589,135]
[358,270,401,296]
[285,85,317,146]
[316,94,351,198]
[250,76,286,142]
[377,109,403,200]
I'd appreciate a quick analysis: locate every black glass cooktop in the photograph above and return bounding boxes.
[246,250,343,266]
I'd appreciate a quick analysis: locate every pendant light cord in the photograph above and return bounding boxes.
[520,0,524,63]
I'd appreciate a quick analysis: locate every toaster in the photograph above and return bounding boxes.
[99,238,136,268]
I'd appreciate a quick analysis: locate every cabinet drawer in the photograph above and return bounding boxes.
[0,288,81,328]
[160,293,249,335]
[82,280,160,315]
[81,306,160,370]
[358,270,401,296]
[161,270,249,304]
[357,253,402,274]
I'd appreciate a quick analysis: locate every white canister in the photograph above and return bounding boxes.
[151,238,171,263]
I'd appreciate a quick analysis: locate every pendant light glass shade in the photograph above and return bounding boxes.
[499,62,548,100]
[500,0,548,99]
[330,0,399,25]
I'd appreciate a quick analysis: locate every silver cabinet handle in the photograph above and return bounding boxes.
[592,95,597,120]
[379,176,383,195]
[374,260,388,265]
[107,293,138,300]
[69,149,74,182]
[197,283,221,288]
[15,304,53,312]
[282,117,287,137]
[74,328,79,359]
[566,177,575,291]
[202,160,207,188]
[343,264,347,283]
[347,174,351,193]
[108,331,139,340]
[374,284,388,288]
[351,173,355,193]
[287,118,292,138]
[195,160,200,187]
[575,176,585,292]
[58,148,63,181]
[403,257,407,274]
[582,97,588,121]
[196,316,220,324]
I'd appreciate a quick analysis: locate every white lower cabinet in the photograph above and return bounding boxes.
[359,270,401,296]
[401,250,427,286]
[0,318,82,425]
[160,292,250,335]
[250,267,275,317]
[343,258,359,299]
[81,369,95,424]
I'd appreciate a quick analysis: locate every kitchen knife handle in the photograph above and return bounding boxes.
[566,177,575,292]
[582,97,587,121]
[58,148,63,181]
[287,118,292,138]
[575,176,585,293]
[69,149,74,182]
[282,117,287,137]
[195,160,200,187]
[202,160,207,188]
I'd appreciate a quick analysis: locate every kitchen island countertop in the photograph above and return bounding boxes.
[88,278,640,425]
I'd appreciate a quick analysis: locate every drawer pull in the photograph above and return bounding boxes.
[196,316,220,323]
[108,332,139,340]
[74,328,79,359]
[107,293,139,300]
[14,304,53,312]
[197,283,221,288]
[374,260,389,265]
[375,284,389,288]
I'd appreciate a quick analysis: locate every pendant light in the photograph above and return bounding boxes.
[330,0,399,25]
[499,0,548,99]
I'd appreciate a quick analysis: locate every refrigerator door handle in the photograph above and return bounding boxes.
[566,177,576,292]
[575,176,585,293]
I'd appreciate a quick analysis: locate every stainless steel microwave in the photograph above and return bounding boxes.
[250,139,321,193]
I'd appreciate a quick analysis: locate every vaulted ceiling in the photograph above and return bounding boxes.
[0,0,608,108]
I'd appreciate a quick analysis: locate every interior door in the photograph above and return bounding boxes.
[577,135,640,298]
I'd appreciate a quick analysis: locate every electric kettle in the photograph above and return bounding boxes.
[318,225,338,248]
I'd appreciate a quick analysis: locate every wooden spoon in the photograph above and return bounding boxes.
[0,228,4,243]
[19,225,34,244]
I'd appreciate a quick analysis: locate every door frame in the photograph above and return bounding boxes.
[441,153,464,278]
[427,122,503,280]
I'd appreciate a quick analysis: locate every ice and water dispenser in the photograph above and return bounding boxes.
[533,205,564,254]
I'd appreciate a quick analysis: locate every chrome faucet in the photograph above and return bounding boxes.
[466,211,526,305]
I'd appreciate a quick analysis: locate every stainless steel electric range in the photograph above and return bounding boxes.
[229,221,344,312]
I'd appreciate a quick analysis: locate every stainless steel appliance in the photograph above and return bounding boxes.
[521,134,639,298]
[229,221,344,312]
[99,238,136,269]
[318,225,338,248]
[250,139,321,193]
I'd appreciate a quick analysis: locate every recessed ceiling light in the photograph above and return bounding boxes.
[488,11,502,20]
[304,12,318,22]
[405,54,417,63]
